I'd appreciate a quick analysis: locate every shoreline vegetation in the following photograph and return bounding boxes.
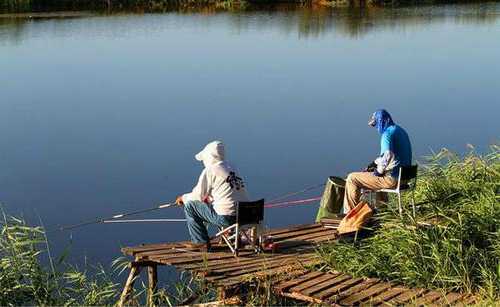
[1,146,498,305]
[319,146,500,302]
[1,0,500,13]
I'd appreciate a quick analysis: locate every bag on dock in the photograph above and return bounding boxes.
[337,201,374,234]
[315,176,346,222]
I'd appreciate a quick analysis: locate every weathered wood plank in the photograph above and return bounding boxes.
[300,272,345,296]
[203,254,308,277]
[329,279,379,304]
[338,281,392,305]
[389,288,427,304]
[365,286,406,305]
[274,271,325,294]
[315,275,362,300]
[429,292,464,306]
[216,258,322,288]
[206,254,320,281]
[413,290,445,306]
[289,272,333,292]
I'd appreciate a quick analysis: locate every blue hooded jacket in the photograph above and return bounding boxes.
[370,110,412,178]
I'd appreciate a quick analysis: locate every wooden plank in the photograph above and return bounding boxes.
[282,229,336,242]
[216,258,323,288]
[123,242,191,255]
[206,254,320,281]
[327,279,379,304]
[289,272,333,292]
[428,292,464,306]
[389,288,427,304]
[274,271,326,294]
[266,223,322,236]
[216,258,322,287]
[179,252,274,270]
[204,254,307,277]
[150,250,254,265]
[452,294,476,306]
[315,275,362,300]
[270,226,332,241]
[194,253,299,272]
[280,291,323,304]
[140,248,236,261]
[300,273,350,297]
[338,282,392,305]
[365,286,406,305]
[413,290,444,305]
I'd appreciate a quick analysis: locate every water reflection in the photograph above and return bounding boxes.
[1,2,499,44]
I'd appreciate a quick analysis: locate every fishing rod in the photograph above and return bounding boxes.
[54,202,176,232]
[53,183,327,232]
[103,218,186,223]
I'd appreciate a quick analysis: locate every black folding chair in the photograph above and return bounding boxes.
[216,199,264,257]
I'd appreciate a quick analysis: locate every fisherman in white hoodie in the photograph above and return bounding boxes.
[176,141,249,250]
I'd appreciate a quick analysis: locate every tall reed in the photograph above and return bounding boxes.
[318,146,500,300]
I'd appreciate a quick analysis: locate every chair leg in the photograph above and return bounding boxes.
[398,193,402,217]
[234,223,239,255]
[411,189,416,218]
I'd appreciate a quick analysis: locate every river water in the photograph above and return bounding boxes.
[0,3,499,266]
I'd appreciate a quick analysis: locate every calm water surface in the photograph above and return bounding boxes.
[1,3,499,266]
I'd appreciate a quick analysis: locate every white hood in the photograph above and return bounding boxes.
[195,140,225,168]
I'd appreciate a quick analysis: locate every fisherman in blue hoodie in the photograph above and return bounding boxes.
[343,109,412,213]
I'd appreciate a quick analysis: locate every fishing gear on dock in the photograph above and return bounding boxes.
[55,202,176,232]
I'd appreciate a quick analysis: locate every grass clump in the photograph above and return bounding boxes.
[0,213,120,306]
[318,146,500,300]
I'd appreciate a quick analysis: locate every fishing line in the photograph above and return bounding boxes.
[265,196,322,208]
[266,183,325,203]
[52,202,176,232]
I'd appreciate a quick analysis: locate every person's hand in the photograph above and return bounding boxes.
[202,194,213,204]
[175,195,184,206]
[364,161,377,172]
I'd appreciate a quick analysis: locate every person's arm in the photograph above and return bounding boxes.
[373,132,395,176]
[182,169,210,203]
[374,151,395,176]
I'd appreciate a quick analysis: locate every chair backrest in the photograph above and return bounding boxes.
[400,164,418,181]
[237,199,265,225]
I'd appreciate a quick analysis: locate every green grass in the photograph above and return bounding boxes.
[0,211,223,306]
[318,146,500,300]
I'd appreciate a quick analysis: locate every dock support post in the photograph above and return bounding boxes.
[147,264,158,306]
[118,263,142,307]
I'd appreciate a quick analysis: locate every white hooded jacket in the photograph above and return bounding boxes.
[182,141,249,216]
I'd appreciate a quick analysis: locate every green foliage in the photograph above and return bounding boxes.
[0,212,120,306]
[318,146,500,300]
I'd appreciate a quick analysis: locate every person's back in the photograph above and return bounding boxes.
[381,124,412,177]
[203,160,249,216]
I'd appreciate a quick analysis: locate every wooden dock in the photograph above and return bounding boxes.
[119,222,474,306]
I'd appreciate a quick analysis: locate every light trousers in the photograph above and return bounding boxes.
[343,172,397,213]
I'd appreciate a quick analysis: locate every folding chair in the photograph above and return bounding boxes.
[215,199,264,257]
[367,165,418,217]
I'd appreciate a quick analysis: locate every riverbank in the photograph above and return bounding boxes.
[1,0,500,13]
[319,146,500,302]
